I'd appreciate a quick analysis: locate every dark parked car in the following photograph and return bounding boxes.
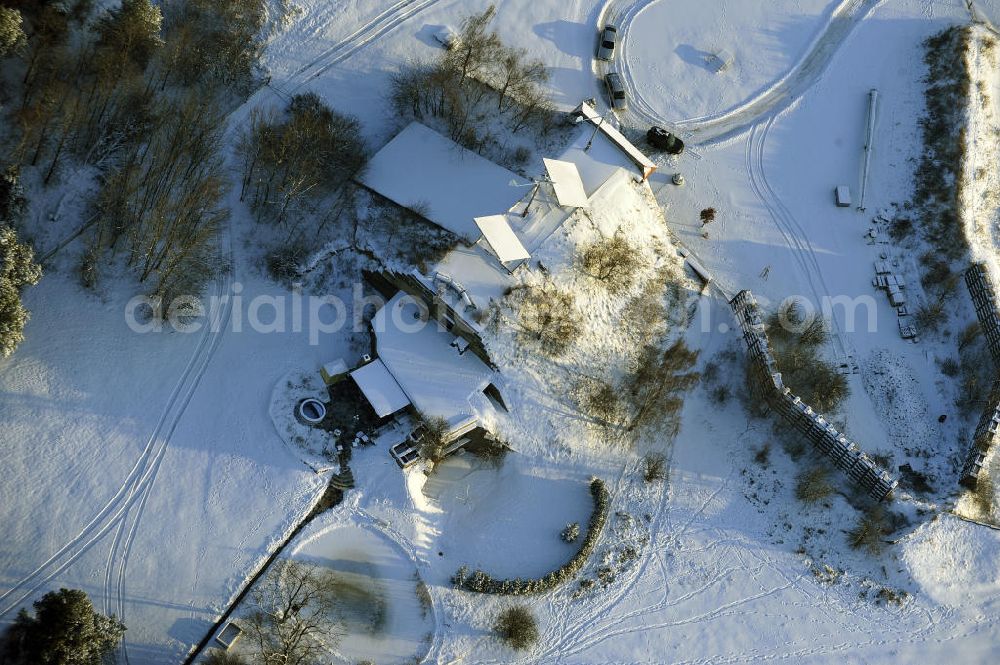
[647,126,684,154]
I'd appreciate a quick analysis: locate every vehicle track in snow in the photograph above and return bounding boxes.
[0,299,224,621]
[746,118,851,358]
[612,0,881,145]
[111,167,238,665]
[275,0,441,98]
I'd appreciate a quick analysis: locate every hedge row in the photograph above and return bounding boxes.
[452,478,610,595]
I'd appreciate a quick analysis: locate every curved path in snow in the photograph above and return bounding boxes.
[605,0,881,144]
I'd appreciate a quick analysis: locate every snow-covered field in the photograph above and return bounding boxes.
[5,0,1000,663]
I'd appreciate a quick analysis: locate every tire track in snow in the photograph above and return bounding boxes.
[615,0,881,145]
[276,0,440,97]
[111,178,238,665]
[0,292,223,619]
[746,118,850,357]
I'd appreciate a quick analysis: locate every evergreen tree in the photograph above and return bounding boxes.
[5,588,125,665]
[0,6,25,57]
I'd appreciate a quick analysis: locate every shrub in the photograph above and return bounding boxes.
[415,580,432,618]
[940,357,960,377]
[699,207,716,224]
[494,605,539,651]
[454,478,610,594]
[795,467,834,503]
[579,233,643,294]
[642,453,667,482]
[577,377,621,423]
[709,385,730,404]
[204,650,248,665]
[561,522,580,543]
[417,414,451,464]
[916,300,947,331]
[509,282,581,356]
[753,444,771,466]
[847,509,887,555]
[624,340,700,433]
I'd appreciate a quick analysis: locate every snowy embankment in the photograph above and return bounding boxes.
[959,24,1000,279]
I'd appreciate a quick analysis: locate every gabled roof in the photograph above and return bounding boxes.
[474,215,531,263]
[357,122,527,242]
[350,360,411,418]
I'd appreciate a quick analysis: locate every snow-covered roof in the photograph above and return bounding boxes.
[374,292,495,430]
[350,359,412,418]
[558,126,637,197]
[543,158,589,208]
[322,358,348,376]
[572,102,657,179]
[358,122,528,242]
[474,215,531,263]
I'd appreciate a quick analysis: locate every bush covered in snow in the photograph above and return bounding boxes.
[765,303,847,414]
[642,453,667,483]
[561,522,580,543]
[794,466,834,504]
[453,478,610,594]
[493,604,539,651]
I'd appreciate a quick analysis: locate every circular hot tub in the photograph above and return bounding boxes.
[298,398,327,425]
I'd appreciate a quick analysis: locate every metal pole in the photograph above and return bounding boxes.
[859,88,878,212]
[585,111,609,152]
[522,183,540,217]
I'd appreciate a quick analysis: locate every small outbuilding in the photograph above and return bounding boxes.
[350,359,412,418]
[836,185,852,207]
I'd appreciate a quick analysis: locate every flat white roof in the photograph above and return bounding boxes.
[358,122,528,242]
[474,215,531,263]
[350,359,411,418]
[543,158,589,208]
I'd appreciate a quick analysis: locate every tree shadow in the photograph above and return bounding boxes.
[674,44,716,72]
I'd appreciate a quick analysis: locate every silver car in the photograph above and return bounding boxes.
[604,72,627,111]
[597,24,617,61]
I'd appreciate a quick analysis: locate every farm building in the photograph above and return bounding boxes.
[357,121,528,243]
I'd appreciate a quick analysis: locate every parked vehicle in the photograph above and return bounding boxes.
[647,126,684,154]
[597,24,618,61]
[432,25,459,49]
[604,72,628,111]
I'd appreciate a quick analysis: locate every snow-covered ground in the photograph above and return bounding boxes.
[5,0,1000,663]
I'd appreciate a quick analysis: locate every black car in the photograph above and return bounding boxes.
[647,126,684,155]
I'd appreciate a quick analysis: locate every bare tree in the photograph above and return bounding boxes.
[624,340,700,433]
[445,5,501,85]
[507,282,582,356]
[579,232,643,294]
[244,560,344,665]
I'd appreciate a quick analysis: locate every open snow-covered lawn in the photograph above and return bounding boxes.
[422,453,596,583]
[616,0,834,122]
[0,267,359,662]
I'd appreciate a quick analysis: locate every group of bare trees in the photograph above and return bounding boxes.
[0,0,268,303]
[238,93,366,235]
[87,96,230,301]
[389,5,556,158]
